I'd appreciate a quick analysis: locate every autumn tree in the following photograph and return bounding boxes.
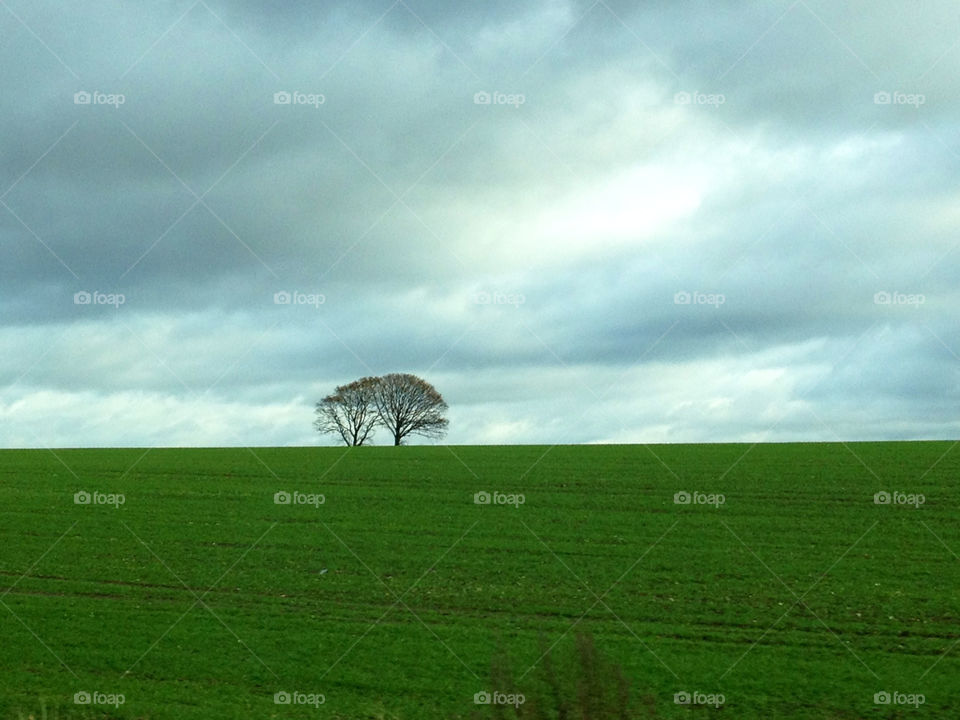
[314,377,380,446]
[371,373,449,446]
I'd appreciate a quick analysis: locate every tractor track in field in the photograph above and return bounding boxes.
[0,570,281,597]
[4,581,956,657]
[2,571,958,653]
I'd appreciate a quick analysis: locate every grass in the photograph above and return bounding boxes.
[0,442,958,718]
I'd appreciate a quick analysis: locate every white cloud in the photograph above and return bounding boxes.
[1,0,957,447]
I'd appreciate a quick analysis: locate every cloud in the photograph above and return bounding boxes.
[2,0,958,448]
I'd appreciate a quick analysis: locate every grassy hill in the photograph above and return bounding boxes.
[1,442,957,718]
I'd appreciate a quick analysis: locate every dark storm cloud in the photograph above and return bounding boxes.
[1,0,958,446]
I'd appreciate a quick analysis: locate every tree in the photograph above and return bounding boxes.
[371,373,449,446]
[314,377,380,446]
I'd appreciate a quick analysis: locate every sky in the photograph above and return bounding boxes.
[1,0,958,447]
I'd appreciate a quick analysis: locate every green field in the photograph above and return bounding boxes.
[1,442,958,718]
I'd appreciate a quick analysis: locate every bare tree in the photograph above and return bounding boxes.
[372,373,449,446]
[314,377,380,446]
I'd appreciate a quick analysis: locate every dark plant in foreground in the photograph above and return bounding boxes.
[467,632,657,719]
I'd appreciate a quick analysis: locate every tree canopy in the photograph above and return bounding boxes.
[313,376,380,446]
[314,373,448,446]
